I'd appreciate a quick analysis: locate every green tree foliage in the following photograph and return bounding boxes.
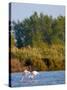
[12,12,65,47]
[11,33,15,48]
[51,16,65,44]
[11,12,65,72]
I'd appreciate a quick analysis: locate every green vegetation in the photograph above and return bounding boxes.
[10,12,65,72]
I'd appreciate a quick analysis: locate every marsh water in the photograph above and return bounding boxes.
[11,71,65,87]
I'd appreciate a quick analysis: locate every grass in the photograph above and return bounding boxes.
[11,43,65,72]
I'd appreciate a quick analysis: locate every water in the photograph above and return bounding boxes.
[11,71,65,87]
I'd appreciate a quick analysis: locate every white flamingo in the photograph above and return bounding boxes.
[22,69,39,81]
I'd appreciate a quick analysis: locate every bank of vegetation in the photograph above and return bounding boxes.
[10,12,65,72]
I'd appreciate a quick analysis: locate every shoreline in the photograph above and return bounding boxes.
[10,70,65,73]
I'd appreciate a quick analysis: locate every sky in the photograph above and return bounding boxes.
[11,3,65,22]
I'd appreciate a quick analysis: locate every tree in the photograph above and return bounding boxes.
[12,12,65,47]
[51,16,65,44]
[11,33,15,48]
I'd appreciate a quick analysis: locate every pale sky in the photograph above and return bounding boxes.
[11,3,65,22]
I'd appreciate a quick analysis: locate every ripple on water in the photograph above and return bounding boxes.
[11,71,65,87]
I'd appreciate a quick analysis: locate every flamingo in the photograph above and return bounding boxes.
[29,71,39,79]
[24,69,30,75]
[21,69,39,81]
